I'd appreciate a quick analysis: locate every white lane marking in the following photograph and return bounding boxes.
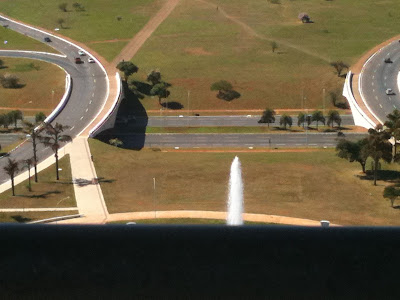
[394,105,397,109]
[372,82,374,86]
[92,74,95,76]
[379,104,383,108]
[385,76,387,80]
[372,75,375,79]
[92,93,94,97]
[374,69,377,73]
[69,126,75,131]
[89,100,92,104]
[80,116,84,120]
[94,79,96,83]
[384,83,387,87]
[309,144,317,146]
[373,89,375,92]
[387,52,391,56]
[375,96,378,100]
[85,108,89,112]
[276,144,286,146]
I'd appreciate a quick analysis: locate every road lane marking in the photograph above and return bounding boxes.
[394,105,397,109]
[85,108,88,112]
[375,96,378,99]
[80,116,83,120]
[69,126,75,131]
[309,144,317,146]
[379,104,383,108]
[89,100,92,104]
[385,76,387,80]
[373,75,375,79]
[94,79,96,83]
[373,89,375,92]
[372,82,374,86]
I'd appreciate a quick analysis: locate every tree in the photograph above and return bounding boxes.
[56,18,66,29]
[150,82,171,105]
[365,127,392,186]
[40,123,72,180]
[384,109,400,160]
[116,61,139,81]
[271,41,278,53]
[72,2,85,11]
[280,114,292,130]
[297,112,306,128]
[306,114,312,127]
[311,110,325,130]
[383,186,400,207]
[4,159,19,196]
[298,13,310,23]
[23,121,43,183]
[0,113,11,129]
[8,110,23,128]
[327,110,341,129]
[0,59,4,69]
[147,70,162,86]
[58,3,68,12]
[336,138,369,173]
[35,112,46,124]
[109,138,123,147]
[330,61,349,77]
[258,108,276,127]
[210,80,240,101]
[21,158,34,192]
[0,73,20,88]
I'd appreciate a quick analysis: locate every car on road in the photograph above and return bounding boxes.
[384,58,392,63]
[75,57,83,64]
[88,57,95,63]
[44,37,51,42]
[78,50,86,56]
[386,88,395,95]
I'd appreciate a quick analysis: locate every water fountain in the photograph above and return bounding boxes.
[227,156,244,226]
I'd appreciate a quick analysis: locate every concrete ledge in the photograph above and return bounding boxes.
[28,213,83,224]
[343,71,376,129]
[43,74,72,124]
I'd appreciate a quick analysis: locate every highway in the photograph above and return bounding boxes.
[138,115,355,127]
[360,40,400,123]
[117,132,367,148]
[0,17,109,184]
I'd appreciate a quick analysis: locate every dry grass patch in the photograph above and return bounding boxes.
[90,139,400,225]
[0,211,78,223]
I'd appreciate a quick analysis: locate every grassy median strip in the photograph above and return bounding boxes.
[90,139,400,226]
[0,155,76,209]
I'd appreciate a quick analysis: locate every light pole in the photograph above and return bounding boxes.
[322,88,326,115]
[187,90,190,127]
[153,177,156,219]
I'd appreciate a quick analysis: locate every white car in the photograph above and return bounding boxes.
[88,57,95,63]
[386,88,395,95]
[78,50,86,56]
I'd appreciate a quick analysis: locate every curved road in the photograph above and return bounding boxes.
[360,40,400,123]
[0,17,109,184]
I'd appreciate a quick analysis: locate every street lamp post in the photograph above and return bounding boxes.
[153,177,156,219]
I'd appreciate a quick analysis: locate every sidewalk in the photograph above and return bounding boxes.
[61,137,108,223]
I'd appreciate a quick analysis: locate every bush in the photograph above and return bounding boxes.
[0,74,21,89]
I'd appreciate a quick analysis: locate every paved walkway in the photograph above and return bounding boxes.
[64,137,108,223]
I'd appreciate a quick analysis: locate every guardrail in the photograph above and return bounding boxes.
[88,72,122,137]
[342,71,376,129]
[44,73,72,125]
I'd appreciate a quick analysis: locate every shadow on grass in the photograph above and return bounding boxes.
[130,80,152,96]
[73,177,115,187]
[357,170,400,183]
[19,190,61,199]
[11,215,32,223]
[161,101,184,110]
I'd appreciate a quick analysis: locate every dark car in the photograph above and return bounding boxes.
[44,37,51,42]
[384,58,392,63]
[75,57,83,64]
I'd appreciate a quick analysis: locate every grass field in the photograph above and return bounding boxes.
[89,139,400,226]
[128,0,400,112]
[0,0,162,61]
[0,57,65,114]
[0,155,76,209]
[0,210,78,223]
[0,25,58,52]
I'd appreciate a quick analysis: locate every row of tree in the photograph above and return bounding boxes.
[0,111,45,129]
[259,108,342,130]
[4,121,71,196]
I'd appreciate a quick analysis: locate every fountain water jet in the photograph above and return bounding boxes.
[227,156,244,226]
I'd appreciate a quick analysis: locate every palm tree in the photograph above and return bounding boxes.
[280,114,292,130]
[40,123,72,180]
[258,108,276,127]
[297,112,305,128]
[4,158,19,196]
[327,110,341,129]
[384,109,400,159]
[21,158,34,192]
[23,121,43,183]
[366,127,392,186]
[312,110,325,130]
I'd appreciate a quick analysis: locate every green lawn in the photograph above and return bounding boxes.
[0,155,77,209]
[128,0,400,112]
[90,139,400,226]
[0,0,161,61]
[0,25,58,52]
[0,57,65,114]
[0,211,78,223]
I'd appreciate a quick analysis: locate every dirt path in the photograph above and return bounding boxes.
[111,0,181,66]
[197,0,331,63]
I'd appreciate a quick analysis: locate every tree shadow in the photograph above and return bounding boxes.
[11,215,32,223]
[95,81,148,150]
[161,101,184,110]
[19,190,61,199]
[357,170,400,183]
[73,177,115,187]
[129,80,153,96]
[217,90,241,101]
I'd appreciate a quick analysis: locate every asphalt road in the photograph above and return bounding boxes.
[0,17,108,184]
[361,40,400,123]
[118,132,367,148]
[139,115,355,127]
